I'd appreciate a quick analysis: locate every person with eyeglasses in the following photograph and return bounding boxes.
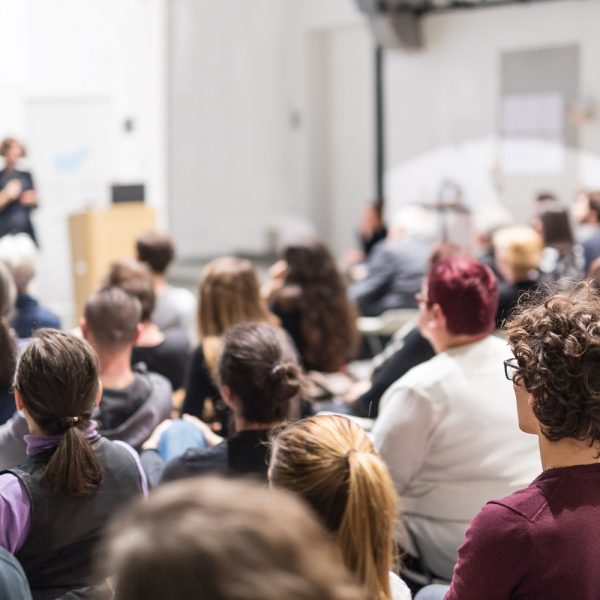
[372,256,540,582]
[418,281,600,600]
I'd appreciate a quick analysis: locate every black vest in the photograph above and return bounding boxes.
[4,436,143,599]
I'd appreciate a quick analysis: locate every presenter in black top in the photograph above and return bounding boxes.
[0,138,37,244]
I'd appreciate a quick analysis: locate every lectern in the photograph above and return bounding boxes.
[69,203,156,320]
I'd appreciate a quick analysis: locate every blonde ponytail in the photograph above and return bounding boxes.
[340,451,396,600]
[270,415,398,600]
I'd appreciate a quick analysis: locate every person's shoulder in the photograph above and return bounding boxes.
[486,481,547,523]
[388,572,411,600]
[166,441,228,479]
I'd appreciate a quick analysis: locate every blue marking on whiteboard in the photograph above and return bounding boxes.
[55,148,90,173]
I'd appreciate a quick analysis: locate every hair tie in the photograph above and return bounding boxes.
[60,416,80,429]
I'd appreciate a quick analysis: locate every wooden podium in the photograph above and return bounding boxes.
[69,203,156,320]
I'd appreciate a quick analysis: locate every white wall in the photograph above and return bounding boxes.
[0,0,167,325]
[383,1,600,222]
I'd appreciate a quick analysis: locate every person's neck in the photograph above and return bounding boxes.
[431,331,488,354]
[153,273,168,294]
[538,434,600,471]
[136,321,165,347]
[97,347,135,389]
[233,414,280,433]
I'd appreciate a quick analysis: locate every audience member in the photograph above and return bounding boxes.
[573,190,600,273]
[372,257,540,580]
[103,477,364,600]
[0,262,16,424]
[136,231,196,342]
[537,208,584,283]
[350,243,464,419]
[0,233,60,338]
[107,259,190,390]
[493,226,543,328]
[82,287,172,449]
[360,199,388,257]
[0,330,146,598]
[350,205,435,316]
[142,321,302,486]
[265,239,359,372]
[421,282,600,599]
[181,256,279,430]
[270,414,412,600]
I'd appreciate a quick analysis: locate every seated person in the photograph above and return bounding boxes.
[264,239,359,373]
[136,231,197,343]
[0,330,146,598]
[270,415,411,600]
[0,288,173,466]
[107,259,190,390]
[420,282,600,600]
[493,226,543,328]
[372,257,540,580]
[82,286,172,449]
[103,477,363,600]
[181,256,280,433]
[142,322,302,486]
[349,205,435,316]
[0,233,60,337]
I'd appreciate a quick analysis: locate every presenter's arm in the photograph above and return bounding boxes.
[19,173,37,207]
[0,180,22,210]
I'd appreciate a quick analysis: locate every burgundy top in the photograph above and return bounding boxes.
[446,462,600,600]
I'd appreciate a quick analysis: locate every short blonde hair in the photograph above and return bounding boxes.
[493,226,543,280]
[270,415,398,600]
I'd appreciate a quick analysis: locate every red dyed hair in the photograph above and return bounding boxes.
[427,256,498,335]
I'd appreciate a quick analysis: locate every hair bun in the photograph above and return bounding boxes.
[270,364,287,382]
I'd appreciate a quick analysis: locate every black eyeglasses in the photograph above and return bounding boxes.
[503,357,521,382]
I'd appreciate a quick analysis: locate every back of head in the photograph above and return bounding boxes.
[84,287,142,352]
[106,259,155,322]
[281,240,359,372]
[507,281,600,446]
[0,233,37,293]
[493,226,543,281]
[199,256,275,338]
[14,330,102,495]
[428,256,499,335]
[104,477,364,600]
[218,322,301,424]
[270,415,397,600]
[587,191,600,222]
[136,231,175,275]
[388,204,437,240]
[539,208,574,248]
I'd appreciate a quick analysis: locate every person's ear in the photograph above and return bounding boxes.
[80,318,90,340]
[429,303,447,331]
[220,386,237,411]
[96,380,103,407]
[132,323,143,345]
[14,388,24,412]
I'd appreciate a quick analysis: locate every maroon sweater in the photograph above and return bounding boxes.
[445,462,600,600]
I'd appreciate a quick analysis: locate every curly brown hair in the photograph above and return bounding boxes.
[507,281,600,444]
[274,240,359,373]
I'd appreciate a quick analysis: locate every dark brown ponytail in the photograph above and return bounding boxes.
[218,322,302,424]
[14,330,103,495]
